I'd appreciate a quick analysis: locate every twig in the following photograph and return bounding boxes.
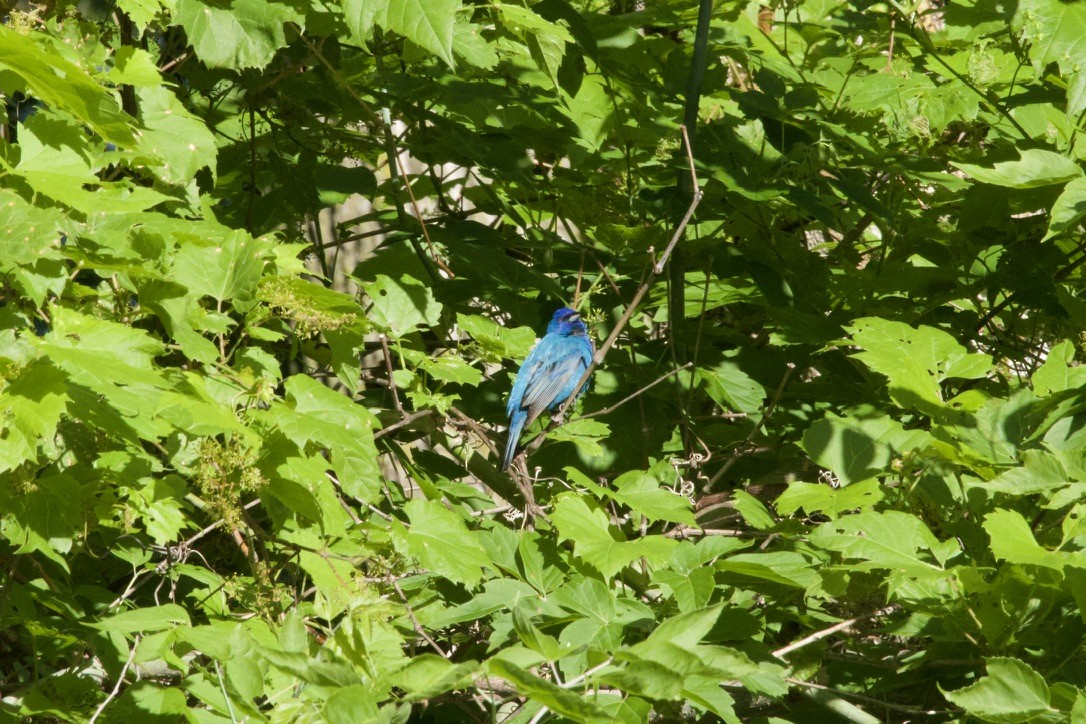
[559,658,614,688]
[88,635,142,724]
[394,580,448,657]
[393,152,455,278]
[885,14,896,72]
[374,409,435,439]
[216,659,239,723]
[158,52,188,73]
[584,363,692,418]
[449,406,500,457]
[773,605,899,659]
[519,125,703,464]
[183,498,263,548]
[788,678,944,717]
[708,363,796,487]
[665,526,765,538]
[379,334,404,414]
[791,681,881,724]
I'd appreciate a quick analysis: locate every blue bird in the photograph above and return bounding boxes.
[502,307,595,470]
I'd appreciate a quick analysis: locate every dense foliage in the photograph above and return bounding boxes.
[3,0,1086,720]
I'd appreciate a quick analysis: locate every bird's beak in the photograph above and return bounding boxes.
[569,313,580,322]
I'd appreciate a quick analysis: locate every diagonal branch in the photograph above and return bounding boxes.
[584,363,692,419]
[519,125,702,463]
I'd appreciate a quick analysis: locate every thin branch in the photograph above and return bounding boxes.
[449,406,500,457]
[708,363,796,488]
[790,681,882,724]
[183,498,263,548]
[216,659,239,723]
[88,635,142,724]
[393,152,455,278]
[158,51,188,73]
[560,658,613,688]
[665,526,770,539]
[374,409,435,439]
[519,125,703,463]
[526,704,549,724]
[393,580,448,658]
[584,363,692,418]
[773,605,899,659]
[788,678,946,718]
[379,334,404,415]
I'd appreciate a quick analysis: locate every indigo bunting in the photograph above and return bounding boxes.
[502,307,594,470]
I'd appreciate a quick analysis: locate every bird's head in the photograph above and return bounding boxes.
[547,307,587,336]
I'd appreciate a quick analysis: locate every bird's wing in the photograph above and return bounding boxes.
[520,340,589,426]
[506,340,550,418]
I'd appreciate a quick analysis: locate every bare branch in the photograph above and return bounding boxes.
[584,363,692,419]
[88,634,142,724]
[772,605,899,659]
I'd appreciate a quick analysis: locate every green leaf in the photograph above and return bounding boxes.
[0,361,68,473]
[808,511,946,574]
[609,467,696,526]
[1014,0,1086,114]
[393,655,477,699]
[453,19,498,69]
[12,114,100,211]
[174,0,303,69]
[419,354,484,385]
[110,683,188,720]
[802,413,925,486]
[565,72,610,150]
[512,607,562,660]
[0,26,135,146]
[393,499,489,586]
[115,0,170,32]
[551,493,676,578]
[941,657,1053,723]
[271,375,381,502]
[140,280,221,364]
[172,230,273,304]
[377,0,458,68]
[717,551,820,589]
[324,685,380,721]
[0,190,65,271]
[700,360,766,416]
[107,47,164,87]
[952,149,1082,189]
[342,0,379,42]
[775,478,884,519]
[362,274,443,336]
[0,473,83,568]
[983,450,1069,496]
[1046,177,1086,240]
[548,418,611,458]
[458,313,537,359]
[730,490,775,530]
[983,509,1069,571]
[36,307,166,390]
[1033,340,1086,395]
[494,3,573,88]
[847,317,992,411]
[313,164,378,206]
[94,604,191,633]
[135,85,218,184]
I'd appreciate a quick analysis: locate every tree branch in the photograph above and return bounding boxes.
[518,125,702,464]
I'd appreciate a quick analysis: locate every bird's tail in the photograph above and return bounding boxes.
[502,411,525,471]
